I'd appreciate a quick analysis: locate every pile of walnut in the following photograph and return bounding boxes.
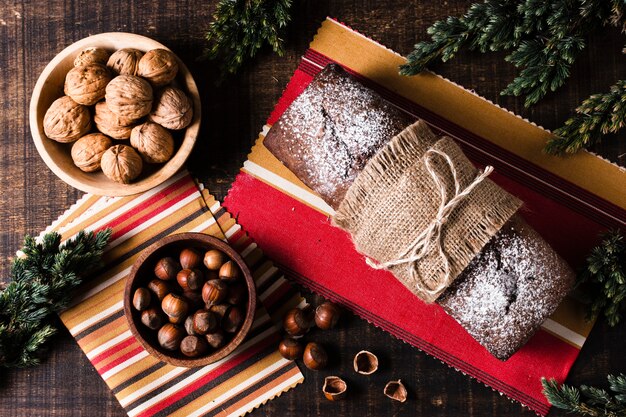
[43,46,193,184]
[131,247,247,358]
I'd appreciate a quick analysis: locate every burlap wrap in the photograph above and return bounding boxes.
[333,121,522,303]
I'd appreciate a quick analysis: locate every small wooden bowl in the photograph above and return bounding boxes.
[124,233,256,367]
[29,32,201,196]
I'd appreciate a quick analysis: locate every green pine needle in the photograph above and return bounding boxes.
[542,376,626,416]
[0,229,111,368]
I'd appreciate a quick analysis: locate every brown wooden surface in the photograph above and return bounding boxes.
[0,1,624,416]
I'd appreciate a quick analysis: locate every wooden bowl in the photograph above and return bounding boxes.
[123,233,256,367]
[29,32,201,196]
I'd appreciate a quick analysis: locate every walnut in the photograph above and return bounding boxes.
[74,47,111,67]
[148,87,193,130]
[107,48,144,76]
[94,101,137,139]
[43,96,92,143]
[137,49,179,87]
[70,133,112,172]
[101,144,143,184]
[130,121,175,163]
[64,63,112,105]
[105,75,153,119]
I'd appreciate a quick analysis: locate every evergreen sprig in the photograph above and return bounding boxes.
[576,230,626,327]
[0,229,111,368]
[542,375,626,416]
[400,0,624,108]
[203,0,293,78]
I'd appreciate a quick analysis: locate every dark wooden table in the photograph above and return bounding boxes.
[1,1,625,416]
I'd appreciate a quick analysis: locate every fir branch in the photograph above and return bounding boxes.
[576,230,626,327]
[203,0,293,79]
[546,80,626,154]
[542,376,626,416]
[0,229,111,368]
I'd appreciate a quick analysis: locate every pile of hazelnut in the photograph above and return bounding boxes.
[131,247,247,358]
[43,46,194,184]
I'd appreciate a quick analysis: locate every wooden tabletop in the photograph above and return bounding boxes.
[1,1,625,416]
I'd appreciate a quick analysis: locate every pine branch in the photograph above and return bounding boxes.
[0,229,111,368]
[542,376,626,416]
[203,0,293,79]
[546,80,626,154]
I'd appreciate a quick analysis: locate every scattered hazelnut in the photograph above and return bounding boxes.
[132,287,152,311]
[384,380,407,403]
[283,306,313,337]
[353,350,378,375]
[161,293,189,323]
[130,121,174,164]
[180,335,208,357]
[315,301,341,330]
[105,74,153,119]
[94,101,137,140]
[70,133,112,172]
[204,249,226,270]
[101,144,143,184]
[137,49,179,87]
[202,279,228,306]
[64,63,111,105]
[192,309,218,335]
[157,323,185,351]
[141,307,165,330]
[154,257,180,281]
[176,268,204,292]
[43,96,91,143]
[222,306,244,333]
[205,330,226,349]
[323,376,347,401]
[278,337,303,360]
[149,86,193,130]
[179,248,202,269]
[147,278,173,301]
[107,48,144,76]
[303,342,328,370]
[74,47,111,67]
[218,261,239,282]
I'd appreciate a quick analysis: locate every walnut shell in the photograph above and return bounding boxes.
[130,121,174,164]
[94,101,137,139]
[148,87,193,130]
[137,49,179,87]
[70,133,112,172]
[105,75,153,119]
[107,48,144,76]
[43,96,92,143]
[64,63,112,105]
[101,144,143,184]
[74,47,111,67]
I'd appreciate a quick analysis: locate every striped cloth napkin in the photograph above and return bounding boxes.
[45,171,304,417]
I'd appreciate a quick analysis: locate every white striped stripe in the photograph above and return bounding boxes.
[259,280,286,303]
[226,371,303,417]
[119,366,188,407]
[241,242,257,258]
[242,160,335,216]
[224,224,241,239]
[69,300,124,336]
[209,201,221,213]
[186,358,294,417]
[87,330,133,360]
[101,350,150,381]
[67,266,131,308]
[541,319,586,348]
[261,125,271,136]
[255,265,279,288]
[188,217,217,233]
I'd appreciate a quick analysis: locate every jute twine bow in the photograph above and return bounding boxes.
[366,149,494,297]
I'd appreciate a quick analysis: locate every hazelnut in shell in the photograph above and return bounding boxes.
[182,290,204,311]
[101,144,143,184]
[147,279,173,301]
[203,249,226,270]
[132,287,152,311]
[303,342,328,370]
[222,306,244,333]
[149,86,193,130]
[130,121,174,164]
[157,323,185,351]
[205,330,226,349]
[70,133,112,172]
[43,96,91,143]
[176,268,204,292]
[107,48,144,76]
[141,307,165,330]
[64,63,112,105]
[192,309,218,335]
[179,248,202,270]
[94,101,137,140]
[181,335,208,358]
[208,304,231,322]
[218,261,239,282]
[137,49,179,86]
[323,376,347,401]
[283,306,313,337]
[278,337,303,360]
[105,75,153,119]
[226,283,247,305]
[202,279,228,306]
[184,315,198,336]
[161,293,189,323]
[315,301,341,330]
[154,257,180,281]
[74,47,111,67]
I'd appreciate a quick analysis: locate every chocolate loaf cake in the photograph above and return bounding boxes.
[264,64,415,209]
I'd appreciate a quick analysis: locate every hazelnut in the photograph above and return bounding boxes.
[208,304,231,322]
[184,315,198,336]
[149,87,193,130]
[101,144,143,184]
[132,287,152,311]
[141,307,165,330]
[74,47,111,67]
[181,335,208,357]
[154,257,180,281]
[94,101,137,140]
[222,306,244,333]
[315,301,341,330]
[283,306,313,337]
[157,323,185,351]
[203,249,226,270]
[105,75,153,119]
[161,293,189,323]
[322,376,347,401]
[43,96,91,143]
[218,261,239,282]
[137,49,179,86]
[107,48,144,76]
[176,268,204,292]
[303,342,328,370]
[182,290,204,310]
[384,380,408,403]
[70,133,112,172]
[205,330,226,349]
[202,279,228,306]
[278,337,303,360]
[130,122,174,164]
[179,248,202,270]
[64,63,112,105]
[147,278,173,301]
[353,350,378,375]
[226,283,247,305]
[192,309,218,335]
